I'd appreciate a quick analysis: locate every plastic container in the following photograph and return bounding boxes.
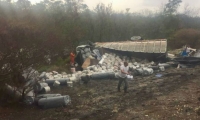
[39,72,46,79]
[67,81,73,87]
[53,80,60,87]
[40,86,51,93]
[71,67,76,73]
[69,77,78,82]
[143,68,154,75]
[34,83,49,92]
[158,63,171,68]
[159,66,165,71]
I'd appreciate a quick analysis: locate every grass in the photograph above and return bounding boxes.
[37,57,71,73]
[37,65,70,73]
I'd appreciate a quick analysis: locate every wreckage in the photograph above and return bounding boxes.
[95,39,167,61]
[75,39,168,68]
[5,49,171,109]
[170,46,200,68]
[6,39,200,109]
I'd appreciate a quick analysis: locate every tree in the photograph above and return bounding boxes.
[158,0,183,39]
[0,0,64,101]
[0,16,47,101]
[94,3,113,42]
[164,0,182,15]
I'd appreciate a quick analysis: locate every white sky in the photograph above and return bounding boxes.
[28,0,200,12]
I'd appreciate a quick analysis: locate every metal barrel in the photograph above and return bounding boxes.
[38,95,71,109]
[45,78,70,86]
[35,94,61,103]
[5,84,22,99]
[91,72,115,80]
[36,94,61,98]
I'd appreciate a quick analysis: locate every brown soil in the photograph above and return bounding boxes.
[1,66,200,120]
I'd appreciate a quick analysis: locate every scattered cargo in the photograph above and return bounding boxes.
[38,95,71,109]
[4,35,200,114]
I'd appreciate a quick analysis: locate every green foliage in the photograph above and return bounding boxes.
[37,65,50,73]
[37,65,69,73]
[1,0,199,44]
[36,56,70,73]
[54,57,67,66]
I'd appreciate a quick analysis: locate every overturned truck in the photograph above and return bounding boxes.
[75,39,168,68]
[96,39,167,62]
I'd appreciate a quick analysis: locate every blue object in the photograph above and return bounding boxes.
[155,74,162,78]
[181,50,188,57]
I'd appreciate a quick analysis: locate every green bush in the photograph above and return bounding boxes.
[36,56,71,73]
[54,57,70,66]
[37,65,70,73]
[37,65,50,73]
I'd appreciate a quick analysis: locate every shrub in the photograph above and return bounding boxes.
[169,29,200,49]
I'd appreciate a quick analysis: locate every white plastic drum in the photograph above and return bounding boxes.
[42,86,51,93]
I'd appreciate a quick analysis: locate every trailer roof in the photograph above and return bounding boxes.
[95,39,167,53]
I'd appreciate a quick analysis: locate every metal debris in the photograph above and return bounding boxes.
[95,39,167,53]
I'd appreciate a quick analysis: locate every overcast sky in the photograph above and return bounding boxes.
[29,0,200,12]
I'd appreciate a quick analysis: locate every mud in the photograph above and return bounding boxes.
[1,67,200,120]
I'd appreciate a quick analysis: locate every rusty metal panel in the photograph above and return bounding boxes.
[95,39,167,53]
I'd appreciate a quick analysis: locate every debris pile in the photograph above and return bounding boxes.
[75,43,102,68]
[40,71,80,87]
[80,47,94,60]
[5,68,71,109]
[4,52,172,109]
[82,53,170,78]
